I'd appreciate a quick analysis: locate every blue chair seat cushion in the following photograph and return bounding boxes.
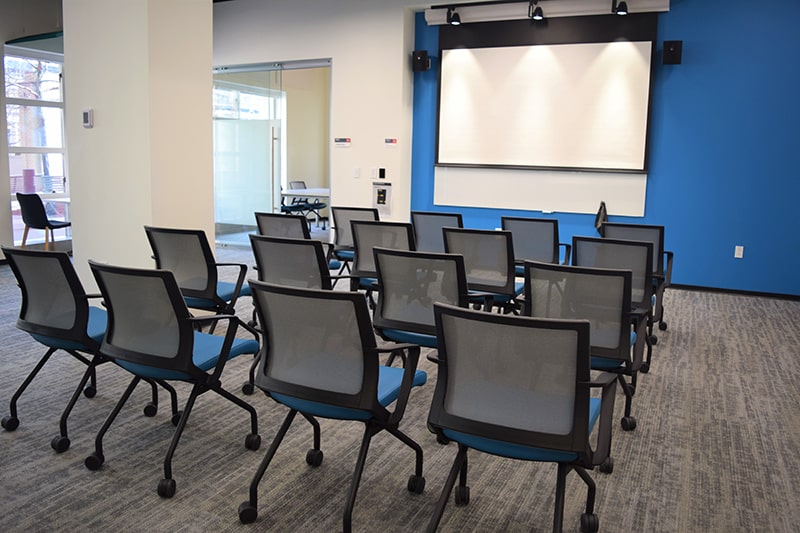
[328,259,342,270]
[116,332,259,381]
[590,331,637,370]
[381,329,437,349]
[31,306,108,351]
[183,281,248,309]
[335,249,354,260]
[442,397,601,462]
[271,365,427,421]
[467,280,524,303]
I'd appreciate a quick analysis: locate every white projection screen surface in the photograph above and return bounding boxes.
[438,41,653,171]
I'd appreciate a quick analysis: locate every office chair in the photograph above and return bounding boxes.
[410,211,463,253]
[86,260,261,498]
[16,192,71,250]
[372,247,469,363]
[500,216,571,275]
[601,222,674,334]
[1,246,171,452]
[288,180,327,228]
[330,206,379,278]
[442,227,523,314]
[572,236,655,373]
[254,211,311,239]
[524,261,647,433]
[239,281,427,532]
[349,220,415,306]
[144,225,255,335]
[426,303,616,533]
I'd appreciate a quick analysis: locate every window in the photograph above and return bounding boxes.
[4,46,68,245]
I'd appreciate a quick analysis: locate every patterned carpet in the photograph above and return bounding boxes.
[1,247,799,532]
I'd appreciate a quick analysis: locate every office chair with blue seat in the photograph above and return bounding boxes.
[15,192,71,251]
[86,260,262,498]
[501,216,571,275]
[238,281,427,532]
[1,246,172,452]
[442,227,523,314]
[411,211,463,253]
[523,260,647,434]
[426,303,617,533]
[350,220,415,306]
[330,206,379,278]
[372,247,469,364]
[144,225,256,335]
[254,211,340,271]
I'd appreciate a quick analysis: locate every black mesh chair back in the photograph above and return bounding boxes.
[442,227,519,300]
[0,246,111,450]
[350,220,415,280]
[87,260,260,498]
[501,216,566,264]
[254,212,311,239]
[372,247,468,347]
[426,302,616,532]
[249,234,332,290]
[411,211,463,253]
[330,206,379,250]
[16,192,71,250]
[242,280,427,530]
[572,236,653,312]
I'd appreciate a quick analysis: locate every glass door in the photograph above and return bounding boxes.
[212,68,285,245]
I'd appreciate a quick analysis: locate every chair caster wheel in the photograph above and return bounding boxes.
[407,475,425,494]
[599,456,614,474]
[659,321,668,331]
[238,501,258,524]
[83,385,97,398]
[143,402,158,417]
[171,411,183,427]
[649,335,658,346]
[621,416,637,431]
[628,384,636,396]
[640,362,650,374]
[241,382,255,395]
[85,452,104,471]
[245,433,261,451]
[580,512,599,532]
[436,434,450,445]
[157,478,176,498]
[306,448,323,467]
[51,435,70,453]
[454,485,470,506]
[1,415,19,431]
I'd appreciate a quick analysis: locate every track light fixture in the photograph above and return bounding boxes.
[612,0,629,15]
[528,1,544,21]
[447,7,461,25]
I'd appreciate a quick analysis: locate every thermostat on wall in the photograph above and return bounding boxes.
[82,109,94,128]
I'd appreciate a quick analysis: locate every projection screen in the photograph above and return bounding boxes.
[437,40,653,172]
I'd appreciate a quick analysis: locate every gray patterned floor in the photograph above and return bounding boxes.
[1,248,799,532]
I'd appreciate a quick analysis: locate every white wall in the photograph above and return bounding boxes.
[213,0,422,221]
[63,0,213,284]
[0,0,64,256]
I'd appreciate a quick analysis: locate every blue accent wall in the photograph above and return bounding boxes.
[411,4,800,296]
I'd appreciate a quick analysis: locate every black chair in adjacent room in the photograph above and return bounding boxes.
[16,192,71,251]
[238,281,427,532]
[288,180,327,228]
[1,246,170,452]
[524,260,647,433]
[411,211,463,253]
[442,227,523,314]
[86,260,261,498]
[500,216,571,275]
[426,303,616,533]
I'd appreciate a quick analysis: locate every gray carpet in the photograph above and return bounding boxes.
[1,246,799,532]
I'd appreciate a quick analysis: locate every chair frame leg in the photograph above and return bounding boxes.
[553,463,571,533]
[5,347,57,421]
[213,383,259,436]
[92,376,142,462]
[163,383,202,481]
[386,426,424,477]
[426,443,469,533]
[248,409,298,509]
[20,225,30,248]
[342,422,380,533]
[57,357,100,441]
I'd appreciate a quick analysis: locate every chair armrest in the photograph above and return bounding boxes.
[385,345,422,426]
[426,353,443,364]
[588,372,617,465]
[187,314,242,380]
[214,262,248,301]
[559,242,572,265]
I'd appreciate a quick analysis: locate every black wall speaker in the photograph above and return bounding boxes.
[663,40,683,65]
[412,50,430,72]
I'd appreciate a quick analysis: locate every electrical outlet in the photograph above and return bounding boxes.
[734,245,744,259]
